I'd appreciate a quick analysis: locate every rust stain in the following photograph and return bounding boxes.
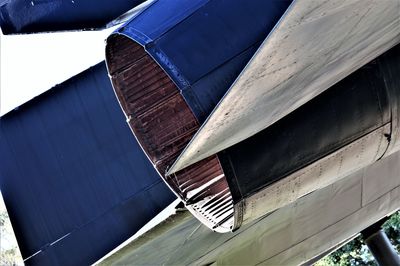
[106,34,233,230]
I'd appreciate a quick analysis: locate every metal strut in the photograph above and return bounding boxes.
[361,219,400,266]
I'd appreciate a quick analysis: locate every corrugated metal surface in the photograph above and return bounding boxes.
[107,35,200,177]
[0,62,175,265]
[106,35,234,232]
[106,0,292,232]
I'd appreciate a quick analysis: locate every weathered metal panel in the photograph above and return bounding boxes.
[218,44,400,226]
[169,0,400,174]
[0,63,175,265]
[220,54,393,199]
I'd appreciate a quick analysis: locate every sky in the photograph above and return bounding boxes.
[0,26,116,116]
[0,0,155,117]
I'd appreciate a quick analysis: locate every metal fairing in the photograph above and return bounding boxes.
[106,0,292,232]
[219,44,400,225]
[0,63,175,265]
[220,60,391,198]
[170,0,400,174]
[0,0,145,34]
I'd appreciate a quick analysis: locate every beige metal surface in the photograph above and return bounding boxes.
[242,124,390,223]
[168,0,400,174]
[98,150,400,265]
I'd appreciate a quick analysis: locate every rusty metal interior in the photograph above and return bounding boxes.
[106,34,235,232]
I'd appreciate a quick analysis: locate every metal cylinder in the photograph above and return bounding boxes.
[364,230,400,266]
[106,0,292,232]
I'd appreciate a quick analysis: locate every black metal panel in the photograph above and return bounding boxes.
[0,63,175,265]
[361,219,400,266]
[219,45,400,200]
[0,0,145,34]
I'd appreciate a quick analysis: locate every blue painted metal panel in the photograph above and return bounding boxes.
[120,0,208,45]
[0,63,175,265]
[0,0,145,34]
[114,0,292,121]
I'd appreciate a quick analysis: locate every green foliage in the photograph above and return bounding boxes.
[0,211,8,228]
[0,248,19,266]
[0,210,22,265]
[383,211,400,253]
[316,211,400,266]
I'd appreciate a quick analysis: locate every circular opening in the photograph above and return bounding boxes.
[106,33,236,232]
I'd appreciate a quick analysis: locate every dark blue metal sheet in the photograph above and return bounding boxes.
[0,62,175,265]
[114,0,292,122]
[0,0,145,34]
[187,43,262,122]
[120,0,208,45]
